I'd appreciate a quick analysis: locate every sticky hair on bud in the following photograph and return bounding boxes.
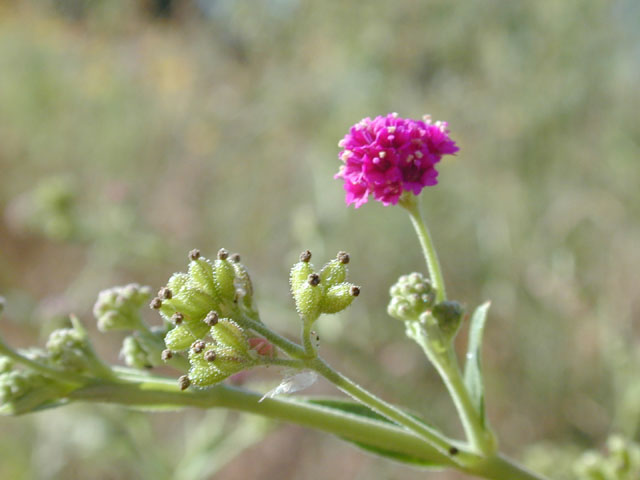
[150,297,163,309]
[337,251,350,264]
[158,287,172,300]
[217,248,229,260]
[161,349,173,361]
[204,350,217,362]
[350,286,361,297]
[191,340,206,354]
[189,249,201,261]
[204,311,219,326]
[299,250,312,262]
[171,312,184,325]
[307,273,320,286]
[230,253,241,263]
[178,375,191,390]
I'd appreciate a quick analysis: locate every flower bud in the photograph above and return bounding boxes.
[388,273,436,321]
[120,335,153,369]
[319,252,349,287]
[290,253,315,293]
[320,283,360,314]
[187,319,256,387]
[292,278,323,320]
[93,283,152,332]
[46,327,94,373]
[213,251,237,302]
[0,370,64,415]
[431,301,464,339]
[164,323,208,351]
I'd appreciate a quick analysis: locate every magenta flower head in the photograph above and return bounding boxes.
[335,113,459,208]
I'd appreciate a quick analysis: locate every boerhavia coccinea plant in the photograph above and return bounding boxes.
[1,114,635,480]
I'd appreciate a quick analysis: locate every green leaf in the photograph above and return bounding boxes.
[463,301,491,428]
[304,398,448,469]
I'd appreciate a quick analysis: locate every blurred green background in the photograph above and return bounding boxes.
[1,0,639,478]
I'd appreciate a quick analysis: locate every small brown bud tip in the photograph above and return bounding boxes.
[307,273,321,286]
[204,350,217,362]
[350,286,361,297]
[150,297,163,309]
[230,253,241,263]
[178,375,191,390]
[171,312,184,325]
[337,251,350,264]
[217,248,229,260]
[161,349,173,361]
[299,250,312,262]
[189,249,201,261]
[191,340,206,353]
[204,311,219,326]
[158,287,173,300]
[448,446,459,456]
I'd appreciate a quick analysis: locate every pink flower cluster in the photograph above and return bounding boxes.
[335,113,459,208]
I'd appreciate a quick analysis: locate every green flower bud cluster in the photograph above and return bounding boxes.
[574,435,640,480]
[388,273,436,322]
[93,283,152,332]
[45,327,96,373]
[153,249,269,389]
[289,251,360,322]
[186,318,258,387]
[0,368,63,415]
[152,249,256,345]
[120,336,154,369]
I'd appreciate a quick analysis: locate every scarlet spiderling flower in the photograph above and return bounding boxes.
[335,113,459,208]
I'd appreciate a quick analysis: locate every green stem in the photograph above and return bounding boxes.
[237,314,306,359]
[0,337,85,385]
[307,356,458,458]
[301,319,317,357]
[400,194,447,302]
[67,377,548,480]
[70,378,457,467]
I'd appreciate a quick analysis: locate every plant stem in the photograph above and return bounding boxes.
[0,337,85,385]
[70,377,457,467]
[412,322,494,454]
[307,356,458,457]
[400,194,447,302]
[237,314,306,359]
[68,376,549,480]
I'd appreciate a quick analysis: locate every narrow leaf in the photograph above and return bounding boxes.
[304,398,449,469]
[463,301,491,427]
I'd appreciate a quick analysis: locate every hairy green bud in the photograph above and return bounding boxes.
[120,336,153,369]
[158,250,258,354]
[0,370,65,415]
[93,283,152,332]
[290,251,360,322]
[187,319,256,387]
[320,283,360,314]
[388,273,436,321]
[46,327,94,373]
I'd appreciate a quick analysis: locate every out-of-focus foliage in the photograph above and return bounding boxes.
[0,0,638,478]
